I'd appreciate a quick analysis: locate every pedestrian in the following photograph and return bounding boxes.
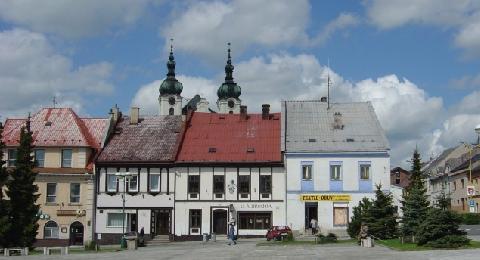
[310,218,318,235]
[228,222,237,245]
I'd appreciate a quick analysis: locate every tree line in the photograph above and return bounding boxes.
[347,149,469,248]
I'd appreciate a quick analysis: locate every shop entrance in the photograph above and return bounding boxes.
[69,221,84,245]
[212,209,228,235]
[152,209,171,235]
[305,202,318,230]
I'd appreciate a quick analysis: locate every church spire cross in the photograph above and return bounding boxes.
[225,42,234,83]
[167,38,176,78]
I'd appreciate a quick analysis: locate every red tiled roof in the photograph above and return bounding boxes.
[177,112,282,163]
[1,108,108,149]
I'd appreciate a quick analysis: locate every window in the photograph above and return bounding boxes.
[213,175,225,194]
[461,179,465,188]
[149,171,160,192]
[238,212,271,229]
[454,181,457,190]
[330,165,342,180]
[128,174,138,192]
[34,149,45,167]
[7,149,17,167]
[169,107,174,115]
[61,149,72,168]
[395,177,400,185]
[70,183,80,203]
[360,164,370,180]
[302,165,312,180]
[239,175,250,193]
[107,213,124,227]
[189,209,201,229]
[44,221,59,239]
[333,207,348,226]
[106,172,117,192]
[188,175,200,193]
[46,183,57,203]
[259,175,272,193]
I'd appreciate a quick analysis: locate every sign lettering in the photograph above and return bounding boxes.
[299,194,351,202]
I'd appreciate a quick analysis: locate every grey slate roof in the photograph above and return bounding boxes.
[281,101,389,153]
[97,115,183,163]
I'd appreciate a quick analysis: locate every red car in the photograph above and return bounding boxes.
[266,226,292,241]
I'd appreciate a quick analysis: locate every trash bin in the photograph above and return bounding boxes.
[124,235,138,250]
[120,236,127,249]
[202,233,209,242]
[211,233,216,242]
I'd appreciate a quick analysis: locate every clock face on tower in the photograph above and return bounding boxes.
[228,100,235,108]
[169,97,176,105]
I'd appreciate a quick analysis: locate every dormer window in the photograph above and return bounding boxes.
[247,148,255,153]
[208,147,217,153]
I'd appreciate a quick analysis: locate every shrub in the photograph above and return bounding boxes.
[426,235,471,248]
[84,240,98,251]
[416,207,467,246]
[316,233,337,244]
[282,232,294,242]
[461,213,480,225]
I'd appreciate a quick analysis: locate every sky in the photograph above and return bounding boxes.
[0,0,480,167]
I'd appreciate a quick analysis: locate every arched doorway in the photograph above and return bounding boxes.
[70,221,84,245]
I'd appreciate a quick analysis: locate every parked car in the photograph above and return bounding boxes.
[266,226,292,241]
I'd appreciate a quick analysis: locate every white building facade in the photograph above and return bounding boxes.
[282,101,390,235]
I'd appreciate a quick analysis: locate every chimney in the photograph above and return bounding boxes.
[240,105,248,120]
[320,97,327,102]
[111,104,121,122]
[262,104,270,120]
[130,107,140,124]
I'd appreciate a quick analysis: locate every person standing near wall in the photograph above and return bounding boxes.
[228,222,237,245]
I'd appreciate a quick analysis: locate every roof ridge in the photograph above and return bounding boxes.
[70,108,99,148]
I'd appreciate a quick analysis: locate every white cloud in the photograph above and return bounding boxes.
[0,0,158,38]
[0,29,114,118]
[162,0,357,60]
[366,0,480,56]
[311,13,360,45]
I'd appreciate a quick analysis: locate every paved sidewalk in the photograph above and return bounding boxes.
[4,239,480,260]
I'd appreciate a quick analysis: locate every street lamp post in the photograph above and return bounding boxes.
[115,172,132,247]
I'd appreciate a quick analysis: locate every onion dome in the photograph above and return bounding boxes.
[217,43,241,99]
[160,41,183,95]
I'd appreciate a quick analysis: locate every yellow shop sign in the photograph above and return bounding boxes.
[300,194,351,202]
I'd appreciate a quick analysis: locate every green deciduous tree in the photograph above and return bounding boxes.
[364,185,398,239]
[347,197,372,238]
[5,118,39,248]
[401,149,430,242]
[0,122,11,247]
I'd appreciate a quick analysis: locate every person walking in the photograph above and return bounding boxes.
[310,218,318,235]
[228,222,237,245]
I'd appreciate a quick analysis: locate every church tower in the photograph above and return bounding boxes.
[217,43,241,114]
[159,41,183,116]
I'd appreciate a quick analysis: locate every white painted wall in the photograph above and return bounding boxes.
[285,153,390,233]
[174,166,286,236]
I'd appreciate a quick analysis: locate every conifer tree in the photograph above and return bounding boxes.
[416,192,469,248]
[401,149,430,242]
[5,117,39,247]
[0,122,10,247]
[347,197,372,238]
[364,185,398,239]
